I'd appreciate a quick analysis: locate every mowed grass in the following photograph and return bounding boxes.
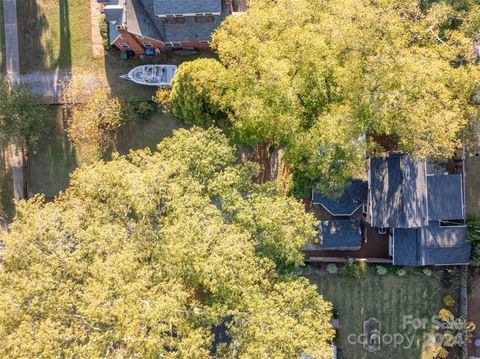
[27,107,187,198]
[116,112,189,155]
[17,0,99,73]
[306,271,450,359]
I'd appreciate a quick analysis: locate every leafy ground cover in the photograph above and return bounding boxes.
[306,268,453,359]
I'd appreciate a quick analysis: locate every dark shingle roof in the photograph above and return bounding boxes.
[303,220,362,251]
[369,154,428,228]
[312,180,367,216]
[427,174,464,221]
[153,0,222,16]
[133,0,228,42]
[104,4,124,24]
[393,222,470,266]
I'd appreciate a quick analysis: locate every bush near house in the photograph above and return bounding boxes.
[99,13,110,50]
[326,263,337,274]
[423,268,433,277]
[443,295,455,307]
[466,215,480,267]
[435,346,449,359]
[342,262,368,280]
[439,309,454,321]
[376,265,387,275]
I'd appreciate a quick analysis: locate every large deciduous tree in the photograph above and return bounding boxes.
[170,58,228,128]
[0,75,47,149]
[170,0,480,194]
[0,127,335,358]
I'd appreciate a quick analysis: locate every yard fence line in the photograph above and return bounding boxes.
[459,265,468,358]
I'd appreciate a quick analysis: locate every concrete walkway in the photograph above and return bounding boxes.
[19,71,72,104]
[3,0,19,82]
[3,0,25,200]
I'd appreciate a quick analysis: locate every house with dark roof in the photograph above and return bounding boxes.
[98,0,243,53]
[312,180,368,217]
[305,153,471,267]
[303,220,363,251]
[307,180,368,252]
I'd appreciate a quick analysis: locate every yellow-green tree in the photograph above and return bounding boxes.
[66,87,126,150]
[171,0,480,194]
[0,75,47,149]
[170,59,228,128]
[0,128,334,358]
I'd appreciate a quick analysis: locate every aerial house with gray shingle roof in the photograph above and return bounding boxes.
[305,153,471,266]
[98,0,243,54]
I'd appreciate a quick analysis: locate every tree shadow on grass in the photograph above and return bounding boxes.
[17,0,72,73]
[27,106,77,199]
[17,0,51,73]
[58,0,71,70]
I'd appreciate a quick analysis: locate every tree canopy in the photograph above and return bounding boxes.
[66,87,127,150]
[170,0,480,194]
[170,58,228,128]
[0,75,47,149]
[0,128,334,358]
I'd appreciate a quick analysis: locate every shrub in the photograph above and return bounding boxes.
[376,265,387,275]
[423,268,432,276]
[153,88,172,112]
[134,101,156,121]
[435,346,449,359]
[443,267,462,289]
[326,263,337,274]
[442,332,456,348]
[439,309,454,322]
[466,215,480,268]
[471,241,480,268]
[443,295,455,307]
[343,261,368,280]
[397,269,407,277]
[66,87,127,150]
[99,13,110,49]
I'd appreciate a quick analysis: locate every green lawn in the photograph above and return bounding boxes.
[17,0,97,73]
[116,112,189,155]
[306,270,452,359]
[27,107,187,198]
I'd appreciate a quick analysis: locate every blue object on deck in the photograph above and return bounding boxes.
[145,48,155,56]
